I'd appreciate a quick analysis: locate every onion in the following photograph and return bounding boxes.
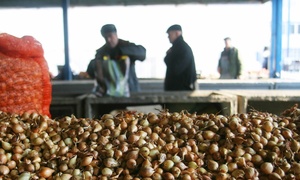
[274,167,285,177]
[38,167,54,178]
[228,117,240,130]
[292,162,300,174]
[162,172,175,180]
[18,172,31,180]
[104,158,119,168]
[281,128,293,139]
[12,145,24,154]
[139,147,150,157]
[207,160,219,171]
[137,139,147,147]
[102,167,113,176]
[1,141,12,151]
[125,150,139,160]
[25,164,35,172]
[0,154,8,165]
[7,160,16,170]
[162,160,174,171]
[60,173,72,180]
[0,165,9,175]
[171,166,181,178]
[234,146,245,157]
[68,155,77,169]
[215,172,229,180]
[32,137,44,146]
[93,123,102,132]
[39,120,48,132]
[12,123,24,133]
[202,130,215,140]
[139,166,155,177]
[208,143,219,154]
[126,159,137,169]
[227,162,238,172]
[81,156,93,166]
[231,169,245,179]
[245,167,258,179]
[72,168,81,176]
[127,134,140,144]
[83,171,92,179]
[219,164,228,173]
[260,162,274,175]
[291,139,300,152]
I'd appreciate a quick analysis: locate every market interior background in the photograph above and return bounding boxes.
[1,0,299,80]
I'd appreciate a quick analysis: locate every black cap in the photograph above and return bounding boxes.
[166,24,182,33]
[101,24,117,37]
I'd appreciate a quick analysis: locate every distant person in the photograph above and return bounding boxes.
[262,46,269,70]
[85,24,146,96]
[217,37,242,79]
[164,24,197,91]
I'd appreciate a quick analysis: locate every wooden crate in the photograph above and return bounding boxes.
[223,90,300,115]
[50,94,87,118]
[84,90,238,118]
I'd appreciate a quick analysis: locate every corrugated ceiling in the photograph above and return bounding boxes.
[0,0,270,8]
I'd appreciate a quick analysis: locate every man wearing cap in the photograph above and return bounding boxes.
[164,24,197,91]
[86,24,146,96]
[217,37,242,79]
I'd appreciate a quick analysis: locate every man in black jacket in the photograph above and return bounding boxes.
[86,24,146,96]
[164,24,197,91]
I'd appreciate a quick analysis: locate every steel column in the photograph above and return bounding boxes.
[270,0,283,78]
[62,0,73,80]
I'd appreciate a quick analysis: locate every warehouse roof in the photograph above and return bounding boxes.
[0,0,270,8]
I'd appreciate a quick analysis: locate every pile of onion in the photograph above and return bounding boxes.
[0,104,299,179]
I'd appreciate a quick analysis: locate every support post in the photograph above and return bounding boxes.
[270,0,283,78]
[62,0,72,80]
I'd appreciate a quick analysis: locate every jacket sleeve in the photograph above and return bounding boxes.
[120,43,146,62]
[86,59,96,79]
[236,49,242,76]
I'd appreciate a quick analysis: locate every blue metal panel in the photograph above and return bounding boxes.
[62,0,73,80]
[270,0,282,78]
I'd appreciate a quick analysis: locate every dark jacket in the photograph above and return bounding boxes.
[164,35,197,91]
[87,39,146,92]
[218,47,242,79]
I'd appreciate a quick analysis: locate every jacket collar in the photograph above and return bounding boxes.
[172,35,184,45]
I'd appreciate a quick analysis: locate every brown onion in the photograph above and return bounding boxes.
[0,165,9,175]
[0,154,7,165]
[139,166,155,177]
[38,167,54,178]
[81,156,93,166]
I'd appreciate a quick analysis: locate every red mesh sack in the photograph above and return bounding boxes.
[0,33,52,117]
